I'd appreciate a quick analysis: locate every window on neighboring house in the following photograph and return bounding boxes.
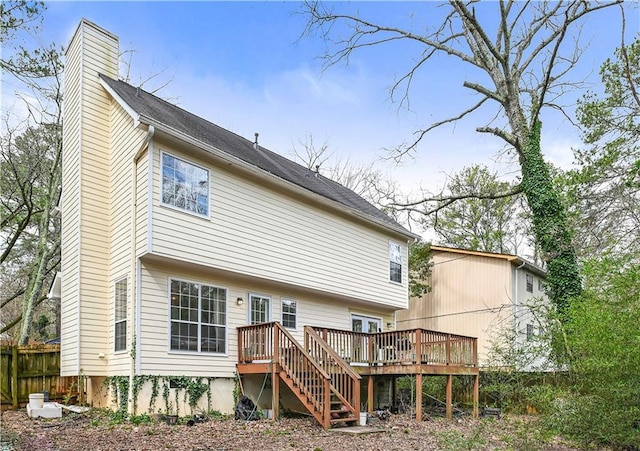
[249,294,271,324]
[538,278,544,291]
[526,274,533,293]
[526,323,535,340]
[389,242,402,283]
[169,279,226,353]
[281,299,297,329]
[161,152,209,216]
[114,279,127,352]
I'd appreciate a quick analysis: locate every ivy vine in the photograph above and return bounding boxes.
[521,120,581,314]
[103,375,213,417]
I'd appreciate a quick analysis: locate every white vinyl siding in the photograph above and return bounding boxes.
[63,21,149,376]
[60,27,83,375]
[150,143,409,310]
[137,259,397,377]
[62,21,121,376]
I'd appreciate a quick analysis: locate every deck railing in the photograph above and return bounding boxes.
[304,326,361,418]
[313,327,478,367]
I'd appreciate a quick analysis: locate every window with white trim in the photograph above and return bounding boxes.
[114,279,127,352]
[169,279,226,353]
[281,299,297,329]
[389,241,402,283]
[249,294,271,325]
[526,323,535,340]
[161,152,209,216]
[538,278,544,291]
[526,274,534,293]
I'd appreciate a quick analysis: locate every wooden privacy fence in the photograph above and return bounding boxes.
[0,344,77,410]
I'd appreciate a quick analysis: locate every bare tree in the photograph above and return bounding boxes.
[304,0,621,312]
[290,133,402,212]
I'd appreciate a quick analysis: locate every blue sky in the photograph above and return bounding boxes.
[6,1,639,195]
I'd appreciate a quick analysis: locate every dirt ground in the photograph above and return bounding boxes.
[0,409,580,451]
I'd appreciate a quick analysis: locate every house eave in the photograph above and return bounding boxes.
[99,77,141,126]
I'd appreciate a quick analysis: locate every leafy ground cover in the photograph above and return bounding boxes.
[1,409,582,451]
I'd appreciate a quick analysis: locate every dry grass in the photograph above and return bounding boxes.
[0,409,579,451]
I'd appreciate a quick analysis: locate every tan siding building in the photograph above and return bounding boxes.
[396,246,548,365]
[60,20,417,415]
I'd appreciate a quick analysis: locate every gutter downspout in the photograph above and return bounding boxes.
[513,260,526,357]
[127,125,154,414]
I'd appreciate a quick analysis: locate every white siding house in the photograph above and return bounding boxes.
[60,19,417,414]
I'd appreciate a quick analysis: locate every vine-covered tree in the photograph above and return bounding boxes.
[304,0,621,312]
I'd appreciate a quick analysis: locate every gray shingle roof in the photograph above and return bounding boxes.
[100,74,413,236]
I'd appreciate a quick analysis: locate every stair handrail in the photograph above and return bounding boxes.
[304,326,362,381]
[275,323,331,380]
[274,322,332,426]
[304,326,361,419]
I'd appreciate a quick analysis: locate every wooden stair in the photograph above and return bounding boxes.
[272,323,360,429]
[329,392,358,426]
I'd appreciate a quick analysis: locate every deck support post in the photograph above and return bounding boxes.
[272,328,280,422]
[415,372,423,421]
[445,374,453,419]
[473,373,479,418]
[367,375,374,413]
[392,377,397,411]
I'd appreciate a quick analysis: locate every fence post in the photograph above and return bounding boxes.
[446,334,451,365]
[12,346,18,408]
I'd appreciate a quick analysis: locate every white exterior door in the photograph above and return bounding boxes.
[351,315,381,333]
[249,294,271,324]
[350,314,381,363]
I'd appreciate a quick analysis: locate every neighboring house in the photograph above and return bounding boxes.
[396,246,549,368]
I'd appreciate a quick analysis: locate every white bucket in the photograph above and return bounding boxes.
[29,393,44,409]
[359,412,367,426]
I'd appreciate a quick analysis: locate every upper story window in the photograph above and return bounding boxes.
[526,274,534,293]
[161,152,209,217]
[538,278,544,291]
[169,279,226,353]
[114,278,127,352]
[281,299,297,329]
[389,241,402,283]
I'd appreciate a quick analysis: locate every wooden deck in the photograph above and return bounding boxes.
[237,323,479,427]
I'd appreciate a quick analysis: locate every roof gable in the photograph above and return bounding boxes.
[100,74,413,237]
[431,245,546,276]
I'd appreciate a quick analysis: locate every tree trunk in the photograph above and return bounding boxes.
[520,120,582,313]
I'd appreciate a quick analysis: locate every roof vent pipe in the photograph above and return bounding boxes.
[253,132,259,150]
[136,86,140,97]
[314,165,320,178]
